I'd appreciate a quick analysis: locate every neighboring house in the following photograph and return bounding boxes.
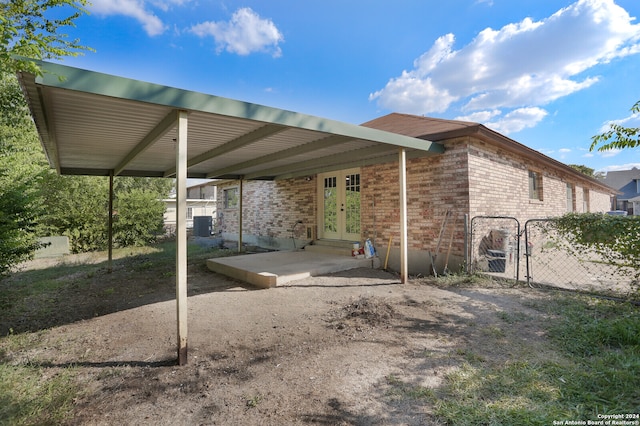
[164,181,217,233]
[215,113,615,275]
[598,168,640,215]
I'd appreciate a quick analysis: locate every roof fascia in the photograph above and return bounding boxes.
[28,59,444,154]
[16,71,61,173]
[471,126,618,194]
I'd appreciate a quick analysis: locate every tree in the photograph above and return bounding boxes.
[38,174,109,253]
[0,73,48,273]
[590,100,640,152]
[38,175,173,253]
[569,164,595,177]
[0,1,90,273]
[113,188,167,247]
[1,0,91,74]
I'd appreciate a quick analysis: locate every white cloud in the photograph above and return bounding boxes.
[599,162,640,172]
[597,111,640,133]
[485,107,548,135]
[559,148,572,153]
[190,8,284,57]
[454,109,502,123]
[455,107,547,136]
[89,0,166,36]
[370,0,640,134]
[150,0,189,12]
[600,148,623,158]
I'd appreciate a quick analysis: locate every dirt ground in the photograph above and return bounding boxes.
[3,255,557,425]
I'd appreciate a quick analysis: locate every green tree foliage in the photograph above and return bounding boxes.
[38,175,173,253]
[38,174,109,253]
[1,0,90,273]
[113,188,167,247]
[0,73,48,273]
[1,2,174,269]
[114,176,174,200]
[590,100,640,152]
[1,0,91,74]
[568,164,595,177]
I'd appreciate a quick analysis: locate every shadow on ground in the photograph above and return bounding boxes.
[0,247,256,335]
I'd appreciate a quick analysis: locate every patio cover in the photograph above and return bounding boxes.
[17,59,444,364]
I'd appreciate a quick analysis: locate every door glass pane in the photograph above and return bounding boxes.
[345,173,360,234]
[324,177,337,233]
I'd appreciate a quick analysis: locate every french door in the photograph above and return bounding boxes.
[318,168,361,241]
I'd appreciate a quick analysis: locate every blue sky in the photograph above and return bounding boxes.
[56,0,640,173]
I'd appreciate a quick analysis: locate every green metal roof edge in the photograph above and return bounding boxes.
[24,58,444,154]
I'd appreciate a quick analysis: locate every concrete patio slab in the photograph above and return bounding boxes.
[206,250,377,288]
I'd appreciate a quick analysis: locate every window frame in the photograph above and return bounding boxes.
[528,170,543,202]
[223,186,239,209]
[566,183,575,212]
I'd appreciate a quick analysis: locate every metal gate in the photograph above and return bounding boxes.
[469,216,521,280]
[469,216,637,294]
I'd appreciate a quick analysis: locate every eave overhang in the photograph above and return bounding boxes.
[17,59,444,180]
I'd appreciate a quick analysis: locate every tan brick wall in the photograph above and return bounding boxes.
[217,178,316,247]
[361,139,470,260]
[215,135,613,271]
[589,189,612,212]
[466,139,612,221]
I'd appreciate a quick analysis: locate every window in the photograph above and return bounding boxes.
[583,189,590,212]
[566,183,575,212]
[528,171,543,201]
[224,187,239,209]
[187,207,193,220]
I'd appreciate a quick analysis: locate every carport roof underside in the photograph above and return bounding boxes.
[17,60,444,180]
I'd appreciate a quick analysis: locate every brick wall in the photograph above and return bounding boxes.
[467,139,612,221]
[216,178,316,248]
[215,135,613,272]
[589,189,612,212]
[361,140,470,261]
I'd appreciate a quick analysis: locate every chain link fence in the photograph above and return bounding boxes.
[469,216,521,281]
[467,215,638,296]
[524,219,637,295]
